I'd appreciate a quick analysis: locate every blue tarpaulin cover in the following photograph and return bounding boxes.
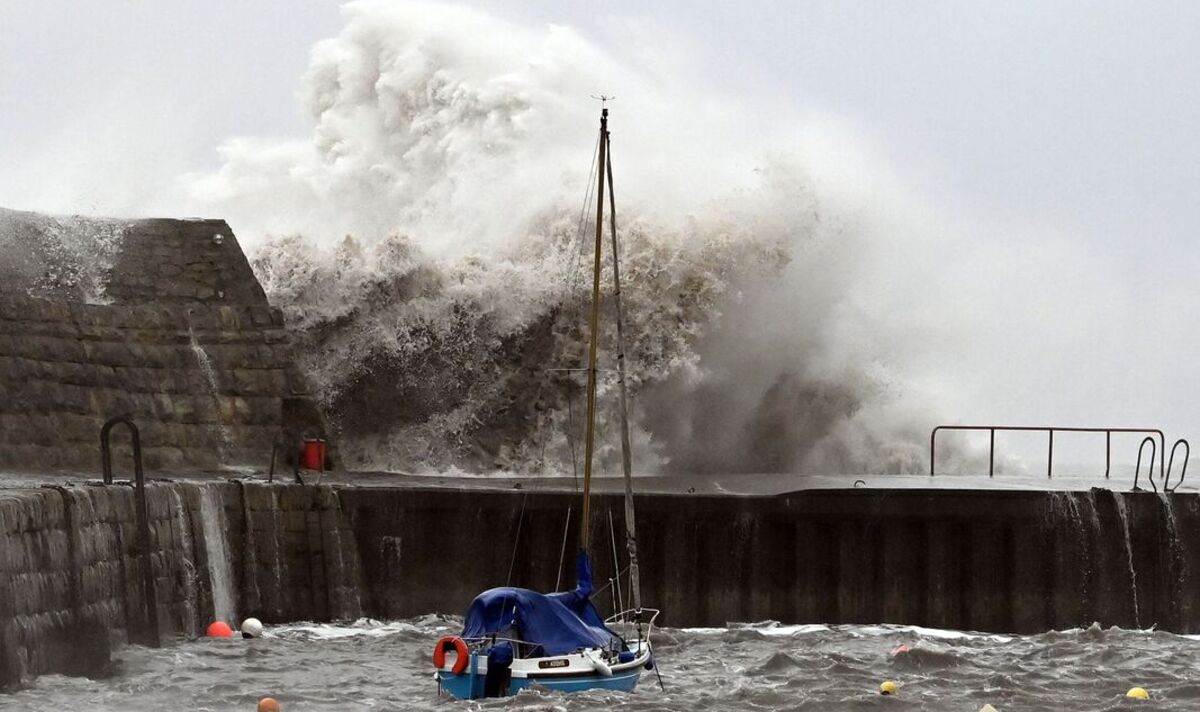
[461,552,623,656]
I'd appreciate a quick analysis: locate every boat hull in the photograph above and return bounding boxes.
[436,642,651,700]
[438,666,641,699]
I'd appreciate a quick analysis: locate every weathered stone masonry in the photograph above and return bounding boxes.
[0,482,362,688]
[0,210,327,471]
[2,481,1197,688]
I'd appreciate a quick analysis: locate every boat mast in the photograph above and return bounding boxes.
[579,106,607,554]
[604,128,642,616]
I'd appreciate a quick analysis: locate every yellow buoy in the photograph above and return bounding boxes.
[979,705,1000,712]
[879,680,897,695]
[1127,687,1150,700]
[257,698,282,712]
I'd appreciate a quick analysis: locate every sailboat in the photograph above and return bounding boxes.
[432,105,660,699]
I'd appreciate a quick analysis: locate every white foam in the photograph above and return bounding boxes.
[683,622,831,636]
[269,617,456,640]
[685,621,1015,643]
[849,624,1013,643]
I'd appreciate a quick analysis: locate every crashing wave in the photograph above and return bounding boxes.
[198,1,968,475]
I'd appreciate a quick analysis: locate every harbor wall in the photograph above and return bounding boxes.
[338,487,1197,633]
[0,482,361,688]
[0,482,1195,688]
[0,209,328,471]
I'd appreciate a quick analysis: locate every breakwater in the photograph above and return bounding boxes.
[0,482,361,687]
[341,487,1197,633]
[2,481,1198,688]
[0,209,328,471]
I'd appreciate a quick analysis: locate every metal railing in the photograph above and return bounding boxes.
[1166,439,1190,492]
[100,416,160,647]
[930,425,1167,481]
[1133,436,1157,491]
[1138,437,1191,493]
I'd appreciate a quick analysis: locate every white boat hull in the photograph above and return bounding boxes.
[436,640,652,700]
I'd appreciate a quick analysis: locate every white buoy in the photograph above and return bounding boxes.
[241,617,264,639]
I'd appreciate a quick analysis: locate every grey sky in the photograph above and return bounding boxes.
[3,1,1199,470]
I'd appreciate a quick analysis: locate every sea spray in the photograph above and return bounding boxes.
[0,208,129,304]
[187,1,980,476]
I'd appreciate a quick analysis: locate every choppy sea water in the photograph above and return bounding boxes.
[4,618,1199,711]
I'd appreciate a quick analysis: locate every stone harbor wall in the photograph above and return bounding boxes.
[0,209,264,306]
[100,218,267,305]
[0,208,328,472]
[339,486,1200,633]
[0,482,361,688]
[2,482,1198,689]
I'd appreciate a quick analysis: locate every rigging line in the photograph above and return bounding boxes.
[556,134,600,489]
[504,491,529,588]
[652,655,666,691]
[567,390,579,491]
[570,135,601,286]
[529,366,551,476]
[573,161,615,494]
[606,129,643,617]
[554,505,572,591]
[563,133,601,298]
[607,508,624,620]
[563,135,601,396]
[590,564,629,598]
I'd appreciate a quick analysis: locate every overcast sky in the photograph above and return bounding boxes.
[4,1,1200,471]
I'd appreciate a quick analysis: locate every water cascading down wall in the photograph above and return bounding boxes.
[0,207,338,686]
[0,482,362,686]
[2,207,1200,690]
[342,487,1200,634]
[6,482,1200,688]
[0,207,327,470]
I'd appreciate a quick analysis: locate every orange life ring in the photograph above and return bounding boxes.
[433,635,470,674]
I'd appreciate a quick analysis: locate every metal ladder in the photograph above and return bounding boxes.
[100,416,160,647]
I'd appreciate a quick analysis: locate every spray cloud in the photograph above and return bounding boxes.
[189,0,966,475]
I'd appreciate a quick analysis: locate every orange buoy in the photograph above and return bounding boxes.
[207,621,234,638]
[257,698,281,712]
